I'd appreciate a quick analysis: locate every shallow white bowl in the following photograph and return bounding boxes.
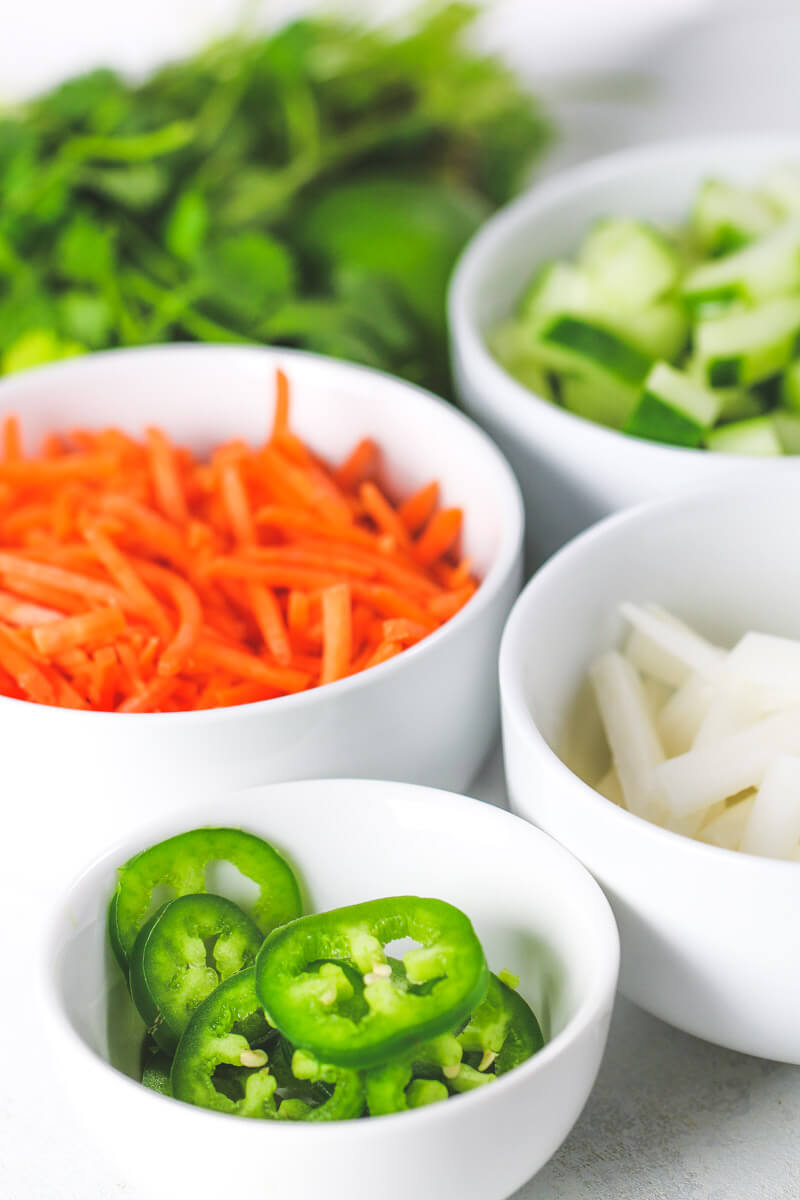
[449,134,800,565]
[500,479,800,1062]
[0,346,522,894]
[41,778,619,1200]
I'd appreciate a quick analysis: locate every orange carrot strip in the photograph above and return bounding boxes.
[335,439,379,491]
[0,590,63,626]
[82,525,172,640]
[219,460,256,546]
[0,576,87,616]
[189,639,310,694]
[364,640,403,670]
[427,585,477,621]
[0,626,56,704]
[247,584,292,666]
[117,675,178,713]
[254,506,378,550]
[351,584,437,630]
[134,561,203,678]
[146,427,189,525]
[0,453,118,483]
[272,368,290,437]
[287,591,310,637]
[32,606,126,657]
[414,508,462,566]
[54,674,89,710]
[2,416,22,462]
[398,481,439,534]
[359,482,411,549]
[0,553,134,610]
[381,618,429,644]
[99,495,190,568]
[207,559,343,589]
[320,583,352,685]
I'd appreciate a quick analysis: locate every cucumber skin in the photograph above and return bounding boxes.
[537,315,652,386]
[624,389,706,448]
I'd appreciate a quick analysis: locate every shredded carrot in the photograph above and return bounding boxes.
[0,370,478,710]
[398,481,439,533]
[320,583,352,685]
[414,508,463,566]
[32,606,125,657]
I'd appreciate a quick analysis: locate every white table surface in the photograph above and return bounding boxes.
[6,0,800,1195]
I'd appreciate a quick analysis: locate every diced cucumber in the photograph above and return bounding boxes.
[684,354,765,420]
[606,299,689,361]
[624,362,721,448]
[695,296,800,387]
[690,179,778,256]
[517,261,593,325]
[489,320,555,400]
[780,357,800,412]
[681,217,800,308]
[578,218,682,308]
[560,374,638,430]
[534,314,652,387]
[760,164,800,216]
[704,415,783,455]
[773,410,800,453]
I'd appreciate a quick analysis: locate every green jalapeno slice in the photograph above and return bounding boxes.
[254,896,489,1070]
[108,827,301,969]
[129,893,264,1053]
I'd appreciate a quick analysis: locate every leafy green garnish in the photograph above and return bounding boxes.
[0,4,550,394]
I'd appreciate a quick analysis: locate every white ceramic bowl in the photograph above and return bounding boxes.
[500,478,800,1062]
[0,346,522,893]
[40,778,619,1200]
[450,134,800,566]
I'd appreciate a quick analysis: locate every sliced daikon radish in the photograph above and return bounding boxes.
[621,602,724,686]
[722,631,800,705]
[698,795,755,850]
[653,707,800,815]
[658,673,715,756]
[740,755,800,859]
[692,684,768,747]
[589,650,666,822]
[642,676,673,717]
[594,767,625,808]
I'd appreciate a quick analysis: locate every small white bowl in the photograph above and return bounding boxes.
[449,134,800,565]
[500,478,800,1062]
[0,346,522,892]
[40,778,619,1200]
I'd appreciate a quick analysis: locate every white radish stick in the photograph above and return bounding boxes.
[621,602,724,687]
[653,707,800,815]
[594,767,625,808]
[740,755,800,860]
[589,651,666,822]
[641,676,673,718]
[692,685,768,747]
[722,631,800,707]
[658,673,714,757]
[699,796,755,851]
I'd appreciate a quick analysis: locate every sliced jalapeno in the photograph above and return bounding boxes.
[171,969,363,1122]
[449,973,543,1091]
[364,1032,461,1115]
[129,894,264,1053]
[108,827,301,969]
[255,896,489,1070]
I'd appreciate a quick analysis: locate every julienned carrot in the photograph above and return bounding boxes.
[320,583,352,685]
[0,370,477,711]
[32,606,126,657]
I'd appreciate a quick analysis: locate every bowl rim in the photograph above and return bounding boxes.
[449,131,800,465]
[499,476,800,873]
[40,777,620,1139]
[0,343,523,724]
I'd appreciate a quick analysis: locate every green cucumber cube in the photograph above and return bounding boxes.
[704,416,783,455]
[625,362,721,447]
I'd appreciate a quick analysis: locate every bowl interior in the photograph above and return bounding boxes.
[460,136,800,338]
[0,344,518,580]
[48,779,616,1087]
[506,482,800,782]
